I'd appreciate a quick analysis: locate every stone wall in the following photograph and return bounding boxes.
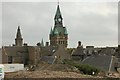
[28,46,40,65]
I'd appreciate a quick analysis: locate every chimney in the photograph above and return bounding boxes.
[46,42,49,46]
[78,41,81,47]
[24,43,28,46]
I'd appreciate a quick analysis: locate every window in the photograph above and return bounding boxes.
[8,56,12,64]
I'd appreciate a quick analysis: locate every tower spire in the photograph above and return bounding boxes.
[54,3,62,19]
[15,26,23,46]
[16,26,22,38]
[41,38,44,47]
[54,2,63,26]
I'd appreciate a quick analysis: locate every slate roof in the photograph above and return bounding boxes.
[40,45,71,64]
[53,28,59,35]
[51,26,67,35]
[64,27,68,35]
[99,47,115,56]
[54,5,62,19]
[16,26,22,39]
[2,46,28,56]
[40,46,58,56]
[82,55,117,72]
[41,56,56,64]
[72,46,84,56]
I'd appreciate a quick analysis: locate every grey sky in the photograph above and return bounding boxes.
[2,2,118,48]
[0,2,1,48]
[118,2,120,45]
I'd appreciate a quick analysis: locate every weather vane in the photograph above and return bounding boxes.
[57,0,59,5]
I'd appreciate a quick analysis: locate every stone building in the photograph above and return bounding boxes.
[72,41,85,61]
[39,44,71,64]
[85,46,95,56]
[49,4,68,47]
[114,45,120,68]
[2,4,69,65]
[1,3,119,74]
[2,27,41,65]
[117,45,120,59]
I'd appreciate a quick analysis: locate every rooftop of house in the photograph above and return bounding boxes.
[2,46,28,56]
[82,54,117,72]
[40,45,58,56]
[72,46,84,56]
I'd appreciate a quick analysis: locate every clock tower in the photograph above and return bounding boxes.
[49,4,68,47]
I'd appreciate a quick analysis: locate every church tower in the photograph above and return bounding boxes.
[15,26,23,46]
[49,4,68,47]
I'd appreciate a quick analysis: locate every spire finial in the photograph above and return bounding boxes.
[57,0,59,5]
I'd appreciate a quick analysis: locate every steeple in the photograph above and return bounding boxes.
[41,38,44,47]
[16,26,22,39]
[54,5,62,19]
[54,4,63,26]
[15,26,23,46]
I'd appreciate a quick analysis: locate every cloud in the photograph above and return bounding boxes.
[0,2,2,47]
[2,2,118,47]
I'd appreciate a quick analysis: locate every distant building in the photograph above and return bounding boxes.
[118,45,120,58]
[85,46,95,56]
[72,41,85,61]
[82,55,117,72]
[2,27,40,65]
[2,4,70,65]
[49,4,68,47]
[114,45,120,68]
[1,3,119,74]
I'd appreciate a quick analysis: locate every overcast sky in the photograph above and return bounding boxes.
[1,2,118,48]
[0,2,1,48]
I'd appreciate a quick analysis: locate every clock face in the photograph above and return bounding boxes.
[58,18,61,22]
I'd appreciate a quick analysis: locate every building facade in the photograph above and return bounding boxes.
[2,27,41,65]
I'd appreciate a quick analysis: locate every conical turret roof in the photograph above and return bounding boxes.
[16,26,22,39]
[64,27,68,35]
[54,28,59,35]
[54,5,62,19]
